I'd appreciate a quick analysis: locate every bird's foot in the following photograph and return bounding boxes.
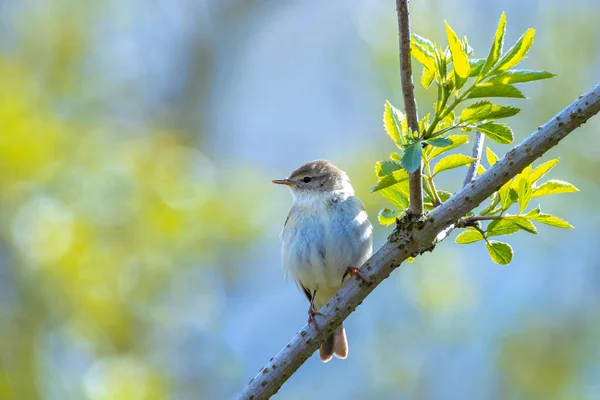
[343,266,371,285]
[308,305,322,331]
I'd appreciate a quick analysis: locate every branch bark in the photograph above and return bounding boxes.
[237,83,600,400]
[396,0,423,215]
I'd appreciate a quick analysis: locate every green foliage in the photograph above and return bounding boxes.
[455,229,485,244]
[372,168,409,191]
[432,154,477,176]
[383,101,406,147]
[490,29,536,74]
[426,137,453,147]
[378,208,403,226]
[486,240,514,265]
[466,84,526,99]
[402,142,423,173]
[476,122,514,144]
[486,70,556,85]
[532,180,579,198]
[445,22,470,89]
[454,157,576,264]
[481,13,506,76]
[486,147,499,166]
[425,135,469,159]
[376,160,403,177]
[372,12,573,266]
[459,101,520,123]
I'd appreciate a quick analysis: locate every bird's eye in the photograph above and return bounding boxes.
[303,177,312,183]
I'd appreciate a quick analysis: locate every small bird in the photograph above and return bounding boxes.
[272,160,373,362]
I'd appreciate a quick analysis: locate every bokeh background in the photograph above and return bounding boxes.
[0,0,599,399]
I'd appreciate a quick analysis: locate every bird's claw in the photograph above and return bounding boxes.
[343,266,371,285]
[308,305,322,331]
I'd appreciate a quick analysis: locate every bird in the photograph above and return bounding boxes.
[272,160,373,362]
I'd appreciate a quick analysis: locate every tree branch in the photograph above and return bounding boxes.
[464,130,485,186]
[237,83,600,400]
[396,0,423,215]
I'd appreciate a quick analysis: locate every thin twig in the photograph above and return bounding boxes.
[436,130,485,242]
[455,215,503,228]
[424,161,442,206]
[238,83,600,400]
[464,130,485,186]
[396,0,423,215]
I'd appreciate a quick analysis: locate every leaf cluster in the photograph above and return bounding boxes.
[455,150,577,264]
[372,13,575,265]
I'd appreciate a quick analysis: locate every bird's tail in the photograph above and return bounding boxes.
[319,323,348,362]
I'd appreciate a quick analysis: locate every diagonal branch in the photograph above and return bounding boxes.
[396,0,423,215]
[237,83,600,400]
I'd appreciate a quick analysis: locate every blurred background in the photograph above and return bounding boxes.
[0,0,599,399]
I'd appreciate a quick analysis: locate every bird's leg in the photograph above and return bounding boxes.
[307,290,322,329]
[343,266,371,285]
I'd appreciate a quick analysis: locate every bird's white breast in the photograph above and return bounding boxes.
[281,190,373,304]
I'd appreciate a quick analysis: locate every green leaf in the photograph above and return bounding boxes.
[532,180,579,198]
[468,59,486,77]
[499,183,518,211]
[530,158,559,183]
[486,240,514,264]
[459,101,520,124]
[421,67,435,89]
[426,137,453,147]
[491,28,536,74]
[427,135,469,159]
[445,22,470,89]
[371,169,410,192]
[525,206,540,217]
[455,229,485,244]
[411,34,437,71]
[437,190,453,202]
[383,101,404,146]
[477,122,514,144]
[376,160,403,178]
[488,217,538,237]
[517,165,532,214]
[378,208,403,226]
[486,147,499,166]
[433,154,477,176]
[487,219,521,237]
[480,193,500,216]
[440,112,455,129]
[510,217,538,234]
[486,70,556,85]
[481,12,506,76]
[462,36,474,56]
[459,101,493,122]
[379,181,410,209]
[467,84,526,99]
[419,113,431,134]
[526,212,573,229]
[487,105,521,120]
[401,142,423,173]
[486,219,521,237]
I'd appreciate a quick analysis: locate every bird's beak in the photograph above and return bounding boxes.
[271,178,292,186]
